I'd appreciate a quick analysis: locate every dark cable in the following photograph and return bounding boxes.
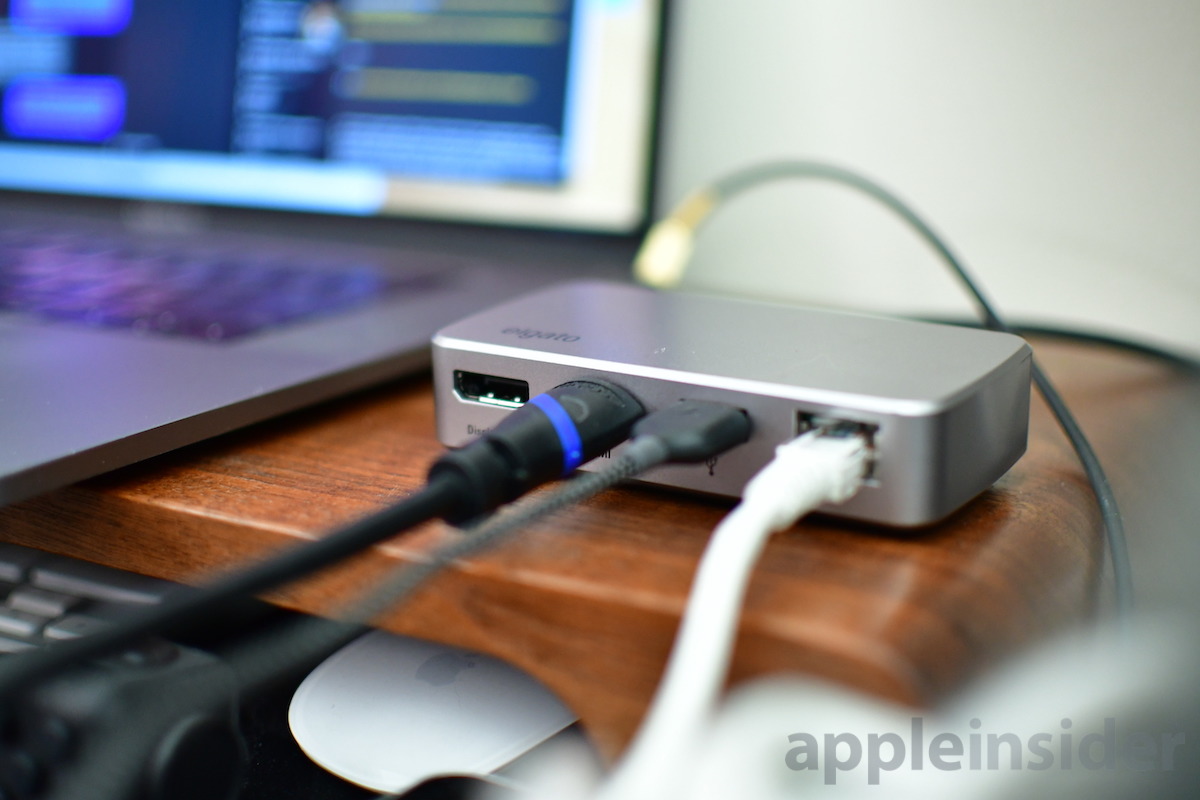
[0,476,459,710]
[236,399,753,697]
[0,379,645,705]
[43,400,751,800]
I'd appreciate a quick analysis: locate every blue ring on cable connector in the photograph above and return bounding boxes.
[529,394,584,474]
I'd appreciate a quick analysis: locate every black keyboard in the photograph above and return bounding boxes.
[0,544,262,799]
[0,543,181,654]
[0,226,432,341]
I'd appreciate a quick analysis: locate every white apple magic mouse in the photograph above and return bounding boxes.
[288,630,578,795]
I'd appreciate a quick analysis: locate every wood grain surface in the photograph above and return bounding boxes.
[2,336,1196,759]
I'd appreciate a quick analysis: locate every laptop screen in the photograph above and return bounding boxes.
[0,0,662,232]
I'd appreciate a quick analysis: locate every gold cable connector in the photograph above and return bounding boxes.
[632,189,717,289]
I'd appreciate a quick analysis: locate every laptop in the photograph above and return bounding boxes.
[0,0,666,506]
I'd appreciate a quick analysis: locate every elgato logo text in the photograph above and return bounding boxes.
[502,327,581,343]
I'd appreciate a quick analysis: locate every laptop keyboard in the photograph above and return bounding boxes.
[0,226,434,341]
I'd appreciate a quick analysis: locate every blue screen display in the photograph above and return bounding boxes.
[0,0,579,197]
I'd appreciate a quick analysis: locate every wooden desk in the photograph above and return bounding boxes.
[2,337,1196,760]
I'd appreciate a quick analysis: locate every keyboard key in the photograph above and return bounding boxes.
[43,613,116,641]
[0,607,50,639]
[6,586,79,618]
[32,562,172,605]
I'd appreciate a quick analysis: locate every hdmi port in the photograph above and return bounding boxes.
[454,371,529,409]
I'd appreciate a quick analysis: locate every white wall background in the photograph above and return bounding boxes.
[656,1,1199,357]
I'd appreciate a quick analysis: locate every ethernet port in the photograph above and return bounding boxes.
[796,411,879,481]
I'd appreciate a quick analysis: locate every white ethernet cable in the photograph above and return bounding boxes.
[595,427,872,800]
